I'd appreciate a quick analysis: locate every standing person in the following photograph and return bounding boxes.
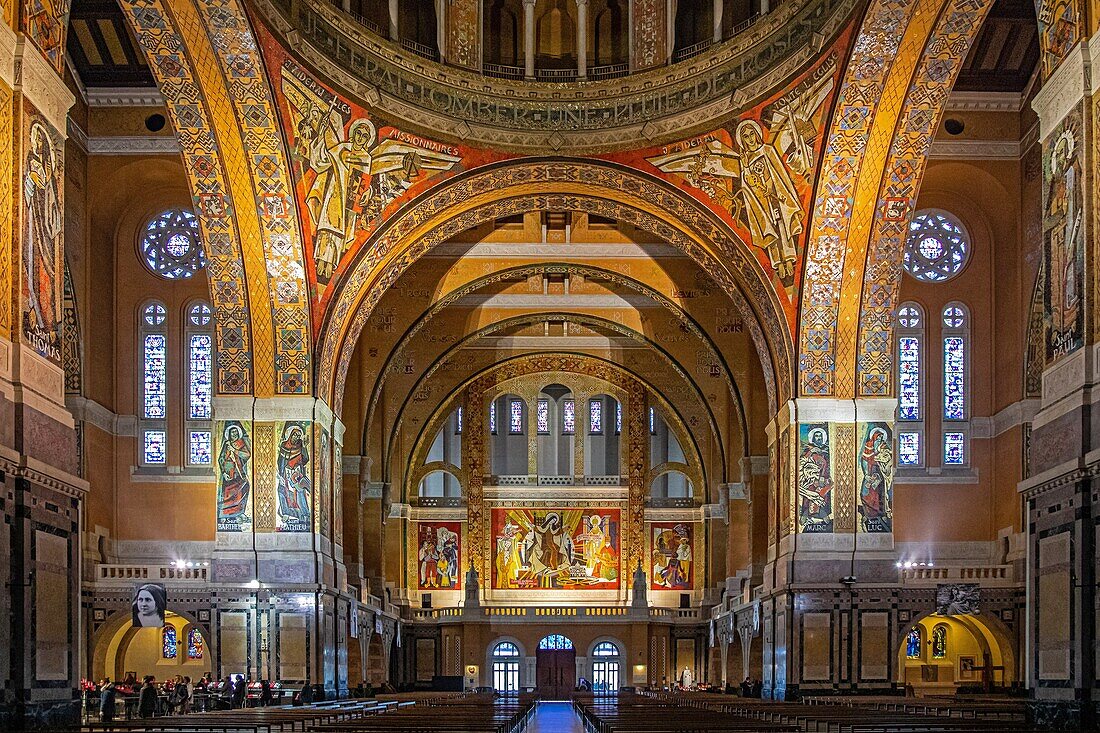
[99,679,117,722]
[740,676,752,697]
[232,676,247,709]
[138,676,158,718]
[174,676,191,714]
[300,680,314,705]
[260,679,273,707]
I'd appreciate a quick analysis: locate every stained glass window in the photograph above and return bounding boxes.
[615,401,622,434]
[589,399,602,433]
[143,302,167,326]
[538,634,574,650]
[144,430,166,464]
[143,334,166,419]
[162,625,178,658]
[905,627,921,659]
[898,432,920,466]
[142,209,206,280]
[189,334,212,419]
[931,624,947,659]
[904,210,969,282]
[490,402,497,434]
[563,399,575,434]
[456,407,463,434]
[537,399,549,434]
[942,305,966,329]
[898,305,922,329]
[649,407,657,435]
[188,302,213,326]
[943,336,966,420]
[509,399,523,434]
[944,432,965,465]
[494,642,520,657]
[189,431,212,465]
[898,336,921,420]
[187,628,204,659]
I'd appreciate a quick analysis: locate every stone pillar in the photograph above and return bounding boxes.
[388,0,399,40]
[711,0,722,42]
[760,398,897,700]
[1018,36,1100,729]
[759,0,768,13]
[573,390,586,481]
[0,22,84,728]
[576,0,588,78]
[523,0,536,78]
[210,396,350,697]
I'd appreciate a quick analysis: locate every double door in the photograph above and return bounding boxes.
[536,648,575,699]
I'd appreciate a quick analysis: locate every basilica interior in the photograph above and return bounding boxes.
[0,0,1097,726]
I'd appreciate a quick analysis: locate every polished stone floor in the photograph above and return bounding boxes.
[526,701,585,732]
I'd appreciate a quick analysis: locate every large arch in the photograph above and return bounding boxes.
[799,0,995,398]
[118,0,313,396]
[318,160,792,413]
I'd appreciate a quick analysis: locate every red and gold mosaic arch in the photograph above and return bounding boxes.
[317,168,793,417]
[798,0,994,398]
[118,0,313,397]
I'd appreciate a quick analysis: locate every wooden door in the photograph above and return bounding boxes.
[536,648,576,699]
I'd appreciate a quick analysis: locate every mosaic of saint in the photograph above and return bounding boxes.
[639,50,841,315]
[22,0,72,73]
[1043,104,1084,361]
[650,523,694,591]
[492,508,620,590]
[276,421,313,532]
[1037,0,1081,80]
[797,423,834,533]
[416,522,462,590]
[21,114,64,363]
[857,422,893,533]
[216,420,253,532]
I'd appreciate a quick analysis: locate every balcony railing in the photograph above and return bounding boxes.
[588,63,629,81]
[417,496,466,507]
[411,604,696,621]
[899,564,1015,586]
[485,475,625,487]
[97,563,209,583]
[484,63,524,80]
[536,68,577,82]
[648,497,695,508]
[401,38,441,62]
[672,39,713,63]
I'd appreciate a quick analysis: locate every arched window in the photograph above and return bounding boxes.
[491,641,521,692]
[537,398,549,434]
[140,301,168,465]
[141,209,206,280]
[538,634,573,650]
[591,642,621,692]
[589,399,603,434]
[942,303,969,466]
[562,398,575,434]
[931,624,948,659]
[905,627,921,659]
[509,398,524,434]
[896,302,924,467]
[903,210,970,282]
[187,628,204,660]
[162,625,178,659]
[185,301,214,466]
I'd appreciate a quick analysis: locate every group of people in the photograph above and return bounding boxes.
[94,671,288,720]
[737,676,764,698]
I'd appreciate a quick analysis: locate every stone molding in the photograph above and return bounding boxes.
[22,454,89,497]
[969,397,1041,438]
[86,135,181,155]
[454,293,657,309]
[66,395,137,436]
[944,91,1024,112]
[85,87,166,107]
[427,242,686,258]
[927,139,1022,160]
[12,343,72,428]
[12,37,75,135]
[0,17,16,88]
[1031,41,1089,137]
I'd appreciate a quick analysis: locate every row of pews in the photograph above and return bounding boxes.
[76,693,536,733]
[576,691,1039,733]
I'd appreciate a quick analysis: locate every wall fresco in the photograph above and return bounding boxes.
[1037,0,1081,80]
[856,421,892,533]
[216,420,254,532]
[650,522,694,591]
[491,507,620,590]
[416,522,462,590]
[622,46,844,329]
[257,21,501,330]
[797,422,833,533]
[22,0,71,73]
[21,108,64,363]
[1043,103,1084,362]
[276,420,313,532]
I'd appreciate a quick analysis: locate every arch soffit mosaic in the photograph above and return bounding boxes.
[360,261,752,438]
[797,0,995,398]
[320,161,791,412]
[388,317,728,482]
[402,352,713,497]
[118,0,313,396]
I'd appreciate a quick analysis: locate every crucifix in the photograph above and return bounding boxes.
[968,652,1004,693]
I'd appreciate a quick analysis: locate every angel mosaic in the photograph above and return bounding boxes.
[646,69,834,286]
[282,64,462,284]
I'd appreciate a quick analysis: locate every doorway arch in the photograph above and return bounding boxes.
[896,613,1016,695]
[91,610,212,683]
[536,634,575,699]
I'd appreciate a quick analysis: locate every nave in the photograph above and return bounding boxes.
[72,691,1044,733]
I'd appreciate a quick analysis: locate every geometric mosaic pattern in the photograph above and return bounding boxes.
[118,0,257,395]
[856,0,995,397]
[119,0,313,396]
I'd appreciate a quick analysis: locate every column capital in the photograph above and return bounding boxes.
[1032,40,1091,136]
